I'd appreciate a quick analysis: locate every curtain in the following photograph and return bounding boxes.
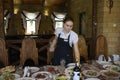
[21,10,41,34]
[4,10,10,34]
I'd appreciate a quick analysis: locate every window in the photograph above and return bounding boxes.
[26,19,36,34]
[51,12,66,29]
[21,11,41,35]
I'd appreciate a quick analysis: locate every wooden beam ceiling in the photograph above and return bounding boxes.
[4,0,67,6]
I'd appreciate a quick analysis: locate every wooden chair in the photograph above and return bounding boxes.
[95,35,108,61]
[0,38,8,66]
[20,37,38,66]
[78,35,88,62]
[72,35,88,63]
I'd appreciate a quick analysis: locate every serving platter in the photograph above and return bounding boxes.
[44,65,58,73]
[67,63,76,67]
[16,77,35,80]
[85,78,100,80]
[96,60,111,65]
[82,70,100,78]
[0,66,15,73]
[54,73,69,80]
[103,64,120,71]
[114,61,120,66]
[31,71,52,80]
[13,73,21,79]
[100,70,120,79]
[29,67,40,73]
[65,66,74,76]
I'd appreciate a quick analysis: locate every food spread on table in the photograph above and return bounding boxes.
[0,66,15,73]
[0,61,120,80]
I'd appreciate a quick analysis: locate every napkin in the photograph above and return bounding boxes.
[23,66,28,77]
[98,55,104,61]
[98,55,111,62]
[113,54,120,61]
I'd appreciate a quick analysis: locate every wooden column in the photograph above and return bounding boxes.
[92,0,98,59]
[7,0,17,35]
[0,0,5,39]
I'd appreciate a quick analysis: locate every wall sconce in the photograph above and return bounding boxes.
[14,8,19,14]
[44,9,49,16]
[43,8,49,19]
[106,0,113,14]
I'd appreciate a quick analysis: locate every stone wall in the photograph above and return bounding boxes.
[69,0,120,55]
[68,0,92,38]
[97,0,120,55]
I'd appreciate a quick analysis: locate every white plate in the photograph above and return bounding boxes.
[82,70,100,78]
[96,60,111,65]
[30,67,40,73]
[114,61,120,65]
[16,77,35,80]
[13,73,20,79]
[103,64,120,71]
[44,65,58,73]
[45,65,57,70]
[65,66,74,76]
[0,73,20,79]
[55,73,70,80]
[85,78,100,80]
[31,71,52,80]
[100,70,120,79]
[67,63,75,67]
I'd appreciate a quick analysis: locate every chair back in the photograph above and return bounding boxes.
[95,35,108,61]
[20,37,38,66]
[0,38,8,66]
[78,35,88,62]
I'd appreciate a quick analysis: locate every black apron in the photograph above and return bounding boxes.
[52,33,73,65]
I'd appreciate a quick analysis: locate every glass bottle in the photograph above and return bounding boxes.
[73,61,80,80]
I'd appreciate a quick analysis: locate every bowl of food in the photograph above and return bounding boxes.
[100,70,120,80]
[55,73,69,80]
[82,70,100,78]
[16,77,35,80]
[1,71,15,80]
[65,66,74,76]
[85,78,100,80]
[45,65,57,73]
[103,64,120,71]
[32,71,52,80]
[0,66,15,73]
